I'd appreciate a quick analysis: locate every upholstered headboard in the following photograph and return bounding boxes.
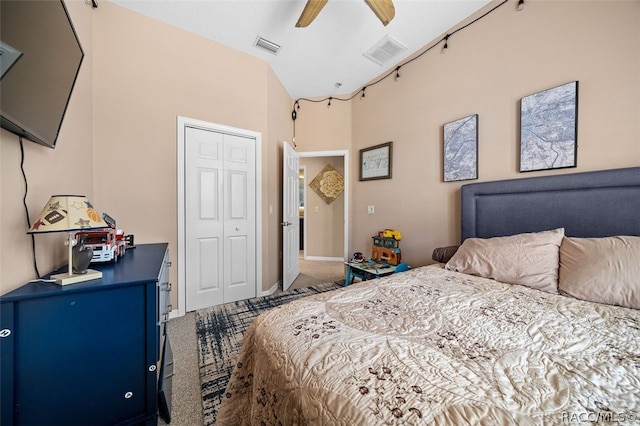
[461,167,640,241]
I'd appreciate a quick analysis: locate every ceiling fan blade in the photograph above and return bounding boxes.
[295,0,329,28]
[364,0,395,26]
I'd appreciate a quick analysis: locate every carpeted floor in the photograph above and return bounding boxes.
[290,252,346,289]
[195,280,343,425]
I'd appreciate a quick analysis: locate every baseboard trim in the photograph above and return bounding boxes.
[260,280,280,297]
[169,281,281,319]
[304,256,344,262]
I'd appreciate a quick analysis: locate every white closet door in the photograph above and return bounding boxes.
[185,126,255,311]
[222,134,255,303]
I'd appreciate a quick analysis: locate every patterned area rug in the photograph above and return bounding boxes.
[196,281,343,425]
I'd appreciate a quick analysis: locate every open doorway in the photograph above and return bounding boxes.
[290,153,347,289]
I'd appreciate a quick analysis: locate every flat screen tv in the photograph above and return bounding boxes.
[1,0,84,149]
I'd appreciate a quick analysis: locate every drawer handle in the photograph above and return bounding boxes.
[161,307,172,323]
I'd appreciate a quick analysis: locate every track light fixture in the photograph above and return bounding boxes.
[361,87,366,100]
[291,104,297,148]
[442,35,450,54]
[327,97,332,108]
[517,0,525,11]
[395,67,401,81]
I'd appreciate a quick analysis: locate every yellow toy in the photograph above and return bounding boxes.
[382,229,402,240]
[371,230,402,265]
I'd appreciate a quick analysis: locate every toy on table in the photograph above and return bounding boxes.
[371,229,402,265]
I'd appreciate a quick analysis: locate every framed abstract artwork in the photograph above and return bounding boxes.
[443,114,478,182]
[520,81,578,172]
[359,141,392,181]
[309,164,344,204]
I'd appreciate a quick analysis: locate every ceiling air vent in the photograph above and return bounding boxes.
[363,35,407,66]
[254,36,281,55]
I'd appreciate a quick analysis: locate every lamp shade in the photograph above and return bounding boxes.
[28,195,108,234]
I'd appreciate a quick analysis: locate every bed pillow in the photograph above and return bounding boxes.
[432,245,459,263]
[559,236,640,309]
[445,228,564,293]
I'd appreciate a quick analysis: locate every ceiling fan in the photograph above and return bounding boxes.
[295,0,395,28]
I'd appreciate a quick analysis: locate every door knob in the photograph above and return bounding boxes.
[281,221,291,226]
[235,226,240,231]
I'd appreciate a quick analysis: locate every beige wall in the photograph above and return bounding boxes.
[300,156,344,258]
[1,0,94,292]
[1,1,291,302]
[292,94,352,260]
[92,1,292,300]
[294,98,352,152]
[296,0,640,268]
[266,68,294,288]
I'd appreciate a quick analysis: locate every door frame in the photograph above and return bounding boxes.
[296,149,349,263]
[299,165,307,255]
[176,115,262,317]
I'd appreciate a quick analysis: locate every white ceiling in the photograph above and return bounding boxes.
[109,0,492,100]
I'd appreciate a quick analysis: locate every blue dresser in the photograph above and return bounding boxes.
[0,243,172,426]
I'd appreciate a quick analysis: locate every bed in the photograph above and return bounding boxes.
[218,167,640,425]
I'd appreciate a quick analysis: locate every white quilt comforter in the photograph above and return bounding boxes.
[217,265,640,425]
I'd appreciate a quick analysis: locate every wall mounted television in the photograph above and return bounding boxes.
[1,0,84,149]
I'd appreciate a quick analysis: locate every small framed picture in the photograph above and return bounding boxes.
[520,81,578,172]
[359,142,392,181]
[443,114,478,182]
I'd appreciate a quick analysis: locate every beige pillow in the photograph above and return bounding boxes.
[559,236,640,309]
[445,228,564,293]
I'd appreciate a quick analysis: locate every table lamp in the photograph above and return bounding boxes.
[27,195,109,285]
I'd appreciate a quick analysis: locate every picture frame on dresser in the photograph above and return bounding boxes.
[520,81,578,172]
